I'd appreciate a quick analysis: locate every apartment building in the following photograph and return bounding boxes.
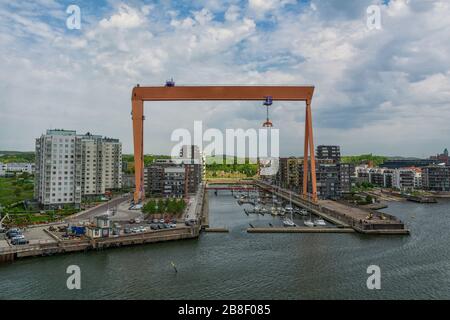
[393,168,415,190]
[34,129,122,208]
[316,145,341,163]
[277,158,289,188]
[163,167,186,198]
[413,168,422,189]
[80,134,122,197]
[145,146,203,198]
[145,159,174,196]
[315,159,341,199]
[0,162,34,176]
[356,167,396,189]
[34,130,82,208]
[315,145,342,199]
[422,165,450,191]
[338,163,355,193]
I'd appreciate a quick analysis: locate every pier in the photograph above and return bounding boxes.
[254,180,409,235]
[247,227,355,233]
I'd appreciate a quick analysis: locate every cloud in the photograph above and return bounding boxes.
[0,0,450,158]
[248,0,296,19]
[98,4,145,29]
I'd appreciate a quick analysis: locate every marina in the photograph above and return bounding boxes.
[1,178,412,264]
[0,192,448,300]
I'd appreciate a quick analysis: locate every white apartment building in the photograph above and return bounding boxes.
[392,169,415,190]
[0,162,34,176]
[0,163,6,176]
[34,130,81,208]
[414,170,422,189]
[35,129,122,208]
[80,134,122,196]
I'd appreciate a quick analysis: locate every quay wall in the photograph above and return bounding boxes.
[1,226,199,262]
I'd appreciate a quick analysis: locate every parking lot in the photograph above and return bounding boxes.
[1,225,58,249]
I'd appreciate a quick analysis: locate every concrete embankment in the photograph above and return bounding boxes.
[1,226,200,263]
[204,228,229,232]
[1,187,207,264]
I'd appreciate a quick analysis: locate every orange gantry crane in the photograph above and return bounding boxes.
[131,84,318,203]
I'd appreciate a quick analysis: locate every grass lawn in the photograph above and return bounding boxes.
[0,176,34,207]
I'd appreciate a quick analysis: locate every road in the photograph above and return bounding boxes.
[67,195,131,223]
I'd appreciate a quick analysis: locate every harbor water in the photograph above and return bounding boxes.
[1,191,449,299]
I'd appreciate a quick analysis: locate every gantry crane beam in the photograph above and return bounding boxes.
[131,85,318,203]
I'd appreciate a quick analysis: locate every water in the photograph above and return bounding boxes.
[1,191,450,299]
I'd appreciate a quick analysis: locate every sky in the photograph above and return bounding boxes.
[0,0,449,157]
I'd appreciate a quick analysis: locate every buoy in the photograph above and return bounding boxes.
[171,261,178,273]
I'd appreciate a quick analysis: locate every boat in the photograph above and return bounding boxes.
[314,218,326,226]
[303,219,315,227]
[304,212,316,227]
[283,204,296,227]
[283,218,296,227]
[298,209,308,216]
[245,205,264,215]
[270,206,278,216]
[284,193,294,214]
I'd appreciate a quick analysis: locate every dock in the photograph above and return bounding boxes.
[247,227,355,233]
[406,196,437,203]
[254,180,410,235]
[204,228,229,233]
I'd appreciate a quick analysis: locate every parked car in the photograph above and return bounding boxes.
[152,218,159,224]
[134,218,141,224]
[185,220,194,227]
[11,234,25,241]
[159,219,165,223]
[168,223,177,229]
[6,228,20,236]
[7,230,22,239]
[124,228,131,234]
[0,227,6,233]
[150,224,158,230]
[11,238,29,245]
